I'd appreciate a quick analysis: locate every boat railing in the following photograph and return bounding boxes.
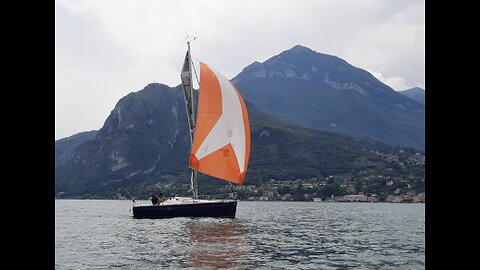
[196,193,237,200]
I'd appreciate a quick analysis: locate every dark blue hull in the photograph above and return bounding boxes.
[133,201,237,219]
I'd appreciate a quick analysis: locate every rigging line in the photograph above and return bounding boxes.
[124,188,136,205]
[192,60,200,86]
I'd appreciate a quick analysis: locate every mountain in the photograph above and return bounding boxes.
[55,83,190,197]
[232,45,425,150]
[399,87,425,106]
[55,83,424,198]
[55,130,97,163]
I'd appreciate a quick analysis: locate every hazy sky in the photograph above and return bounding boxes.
[55,0,425,140]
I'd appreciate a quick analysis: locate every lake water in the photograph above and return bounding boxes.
[55,200,424,269]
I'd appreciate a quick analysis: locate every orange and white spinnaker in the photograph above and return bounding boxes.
[189,62,250,185]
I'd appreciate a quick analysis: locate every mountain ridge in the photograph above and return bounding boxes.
[399,87,425,106]
[232,44,424,150]
[55,130,98,163]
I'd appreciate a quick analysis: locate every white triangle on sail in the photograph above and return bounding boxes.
[194,66,247,173]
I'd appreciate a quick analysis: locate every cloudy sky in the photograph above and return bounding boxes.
[55,0,425,140]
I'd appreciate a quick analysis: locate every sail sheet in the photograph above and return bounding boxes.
[189,62,251,184]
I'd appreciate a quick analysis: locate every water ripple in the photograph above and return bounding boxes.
[56,200,424,269]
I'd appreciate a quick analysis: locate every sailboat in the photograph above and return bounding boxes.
[132,40,251,219]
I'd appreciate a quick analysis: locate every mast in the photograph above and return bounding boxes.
[180,40,198,200]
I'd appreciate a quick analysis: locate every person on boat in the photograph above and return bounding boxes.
[150,193,159,205]
[158,192,166,203]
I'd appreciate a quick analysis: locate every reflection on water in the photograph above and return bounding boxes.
[182,219,248,269]
[56,200,424,269]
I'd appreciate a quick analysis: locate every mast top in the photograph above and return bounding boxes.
[186,36,197,47]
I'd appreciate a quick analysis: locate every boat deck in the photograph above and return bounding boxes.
[135,196,235,207]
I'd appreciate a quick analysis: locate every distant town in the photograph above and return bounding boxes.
[80,149,426,203]
[108,150,426,203]
[222,178,425,203]
[152,176,425,204]
[198,150,425,203]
